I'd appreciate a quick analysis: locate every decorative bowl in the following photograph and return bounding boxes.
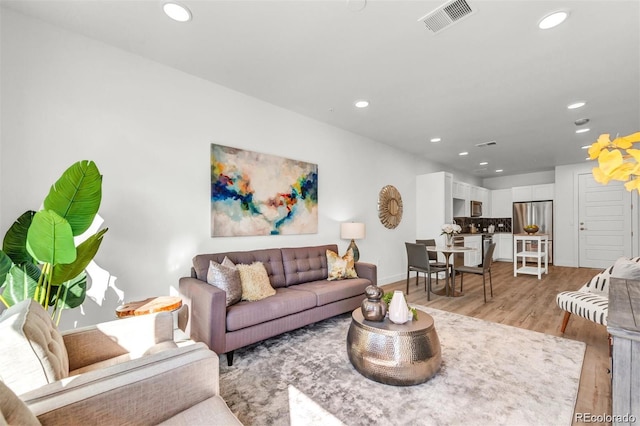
[523,225,539,234]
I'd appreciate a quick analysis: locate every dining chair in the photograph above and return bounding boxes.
[416,239,450,272]
[453,243,496,303]
[405,242,448,300]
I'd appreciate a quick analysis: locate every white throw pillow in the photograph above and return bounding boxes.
[611,256,640,280]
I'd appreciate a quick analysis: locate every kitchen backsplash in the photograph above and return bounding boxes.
[454,217,512,233]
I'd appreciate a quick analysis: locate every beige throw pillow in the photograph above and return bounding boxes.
[206,257,242,306]
[237,262,276,301]
[0,299,69,396]
[326,249,358,281]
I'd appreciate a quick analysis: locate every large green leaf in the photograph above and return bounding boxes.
[2,211,36,265]
[51,272,87,310]
[0,250,13,287]
[2,264,38,305]
[44,160,102,236]
[26,210,76,266]
[51,228,108,285]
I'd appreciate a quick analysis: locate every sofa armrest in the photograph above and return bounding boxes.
[22,343,222,425]
[62,311,174,371]
[355,262,377,286]
[179,277,228,355]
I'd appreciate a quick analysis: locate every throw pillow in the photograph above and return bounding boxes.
[206,257,242,307]
[0,299,69,396]
[237,262,276,301]
[326,248,358,281]
[611,256,640,280]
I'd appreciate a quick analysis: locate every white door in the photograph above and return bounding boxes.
[578,174,632,268]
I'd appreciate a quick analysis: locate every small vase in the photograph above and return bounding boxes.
[388,290,410,324]
[445,234,454,247]
[361,285,387,322]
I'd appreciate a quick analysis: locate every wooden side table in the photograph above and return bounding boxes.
[116,296,183,318]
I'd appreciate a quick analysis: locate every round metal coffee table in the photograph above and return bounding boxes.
[347,308,441,386]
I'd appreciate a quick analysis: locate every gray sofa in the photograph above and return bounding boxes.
[179,244,376,365]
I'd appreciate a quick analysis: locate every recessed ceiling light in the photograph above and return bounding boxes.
[538,11,569,29]
[581,145,590,149]
[567,101,586,110]
[163,2,191,22]
[479,161,488,166]
[495,169,504,173]
[430,137,441,143]
[576,128,590,134]
[459,151,469,156]
[354,100,369,108]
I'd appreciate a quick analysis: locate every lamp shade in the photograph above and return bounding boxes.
[341,222,366,240]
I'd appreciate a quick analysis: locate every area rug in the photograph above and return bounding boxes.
[219,306,585,426]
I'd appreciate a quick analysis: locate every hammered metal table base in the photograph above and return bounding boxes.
[347,308,442,386]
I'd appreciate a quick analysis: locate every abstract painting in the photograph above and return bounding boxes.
[211,144,318,236]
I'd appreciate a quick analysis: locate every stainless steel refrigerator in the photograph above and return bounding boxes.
[513,200,553,264]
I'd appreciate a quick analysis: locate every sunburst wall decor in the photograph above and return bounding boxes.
[378,185,403,229]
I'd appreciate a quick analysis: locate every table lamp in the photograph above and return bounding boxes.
[341,222,366,262]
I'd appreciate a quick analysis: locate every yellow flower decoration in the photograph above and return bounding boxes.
[591,131,640,193]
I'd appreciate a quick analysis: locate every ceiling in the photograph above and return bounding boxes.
[3,0,639,178]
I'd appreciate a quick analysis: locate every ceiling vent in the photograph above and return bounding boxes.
[418,0,476,34]
[475,140,497,148]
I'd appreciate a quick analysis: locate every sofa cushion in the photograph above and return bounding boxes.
[282,244,337,286]
[226,288,317,331]
[206,257,242,306]
[0,300,69,395]
[290,278,370,306]
[326,249,358,281]
[193,248,286,288]
[159,395,242,426]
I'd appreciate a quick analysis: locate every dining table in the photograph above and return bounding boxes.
[425,245,476,297]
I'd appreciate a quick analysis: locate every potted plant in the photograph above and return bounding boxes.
[0,160,107,324]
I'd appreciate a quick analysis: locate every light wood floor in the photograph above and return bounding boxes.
[382,261,610,426]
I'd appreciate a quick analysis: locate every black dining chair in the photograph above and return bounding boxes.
[405,242,449,300]
[416,239,452,279]
[453,243,496,303]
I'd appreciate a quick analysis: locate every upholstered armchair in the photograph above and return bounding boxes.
[556,257,640,333]
[0,299,178,396]
[0,299,242,425]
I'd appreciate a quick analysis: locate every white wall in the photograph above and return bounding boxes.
[0,10,447,329]
[482,170,555,190]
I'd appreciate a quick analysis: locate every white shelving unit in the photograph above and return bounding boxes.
[513,233,549,279]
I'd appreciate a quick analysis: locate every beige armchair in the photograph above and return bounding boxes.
[1,343,241,425]
[0,299,241,425]
[0,299,177,395]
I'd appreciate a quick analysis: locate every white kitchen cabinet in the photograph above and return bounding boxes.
[490,188,512,218]
[512,184,555,202]
[452,181,470,200]
[532,183,554,201]
[470,186,487,202]
[463,235,482,266]
[416,172,453,241]
[497,233,513,261]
